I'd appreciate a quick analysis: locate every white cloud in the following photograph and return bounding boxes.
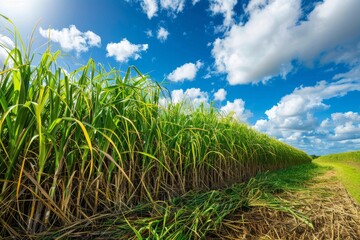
[212,0,360,85]
[106,39,148,63]
[304,111,360,154]
[255,78,360,134]
[160,88,252,124]
[160,0,185,14]
[145,29,153,37]
[214,88,227,101]
[171,88,208,105]
[203,65,217,79]
[159,88,209,109]
[141,0,158,19]
[160,88,207,107]
[167,60,203,82]
[84,31,101,46]
[334,64,360,80]
[332,112,360,122]
[209,0,237,27]
[192,0,201,5]
[0,34,14,67]
[320,112,360,141]
[39,25,101,55]
[254,70,360,154]
[320,42,360,67]
[137,0,185,18]
[245,0,266,13]
[157,27,169,42]
[221,99,253,122]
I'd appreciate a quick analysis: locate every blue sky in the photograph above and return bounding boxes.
[0,0,359,155]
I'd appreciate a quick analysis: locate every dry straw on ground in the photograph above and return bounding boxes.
[219,170,360,240]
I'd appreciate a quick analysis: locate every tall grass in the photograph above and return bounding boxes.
[0,23,311,236]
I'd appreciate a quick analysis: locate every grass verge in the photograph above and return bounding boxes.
[315,151,360,203]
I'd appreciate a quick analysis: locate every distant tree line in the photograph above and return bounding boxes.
[310,155,321,159]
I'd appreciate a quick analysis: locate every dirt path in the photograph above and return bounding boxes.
[220,169,360,239]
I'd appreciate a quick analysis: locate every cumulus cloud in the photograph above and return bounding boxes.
[212,0,360,85]
[192,0,201,5]
[255,78,360,134]
[157,27,169,42]
[160,87,209,109]
[141,0,158,19]
[39,25,101,55]
[85,31,101,46]
[254,70,360,154]
[167,60,203,82]
[106,39,148,63]
[0,34,14,67]
[221,99,252,122]
[171,88,208,105]
[298,111,360,154]
[159,88,252,124]
[214,88,227,101]
[320,112,360,141]
[209,0,237,28]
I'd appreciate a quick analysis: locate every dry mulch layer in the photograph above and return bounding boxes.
[219,170,360,240]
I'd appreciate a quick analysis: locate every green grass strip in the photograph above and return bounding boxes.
[315,151,360,203]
